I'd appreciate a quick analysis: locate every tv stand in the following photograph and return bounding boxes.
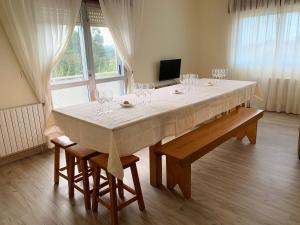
[155,79,179,89]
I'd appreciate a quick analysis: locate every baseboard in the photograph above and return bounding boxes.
[0,144,51,167]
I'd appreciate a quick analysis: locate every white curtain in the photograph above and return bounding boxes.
[229,3,300,114]
[0,0,81,116]
[98,0,144,93]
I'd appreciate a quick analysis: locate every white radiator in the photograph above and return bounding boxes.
[0,103,46,157]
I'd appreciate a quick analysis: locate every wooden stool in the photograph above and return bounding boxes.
[51,136,76,184]
[90,154,145,225]
[65,145,101,210]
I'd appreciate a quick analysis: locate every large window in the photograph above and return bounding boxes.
[230,8,300,74]
[51,25,84,84]
[50,2,125,108]
[91,26,119,79]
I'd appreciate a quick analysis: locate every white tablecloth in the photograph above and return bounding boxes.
[47,79,258,179]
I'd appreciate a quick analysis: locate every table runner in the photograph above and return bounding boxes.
[47,79,259,179]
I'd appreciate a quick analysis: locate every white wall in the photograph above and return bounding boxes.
[194,0,231,77]
[134,0,232,81]
[0,24,37,109]
[134,0,198,83]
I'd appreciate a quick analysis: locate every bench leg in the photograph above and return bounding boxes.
[166,156,191,199]
[149,141,162,187]
[178,164,191,199]
[166,157,178,189]
[246,121,258,144]
[236,130,246,141]
[236,121,258,144]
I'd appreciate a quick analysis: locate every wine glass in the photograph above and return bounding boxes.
[216,69,220,79]
[191,74,199,91]
[140,84,149,104]
[222,68,228,79]
[105,90,113,112]
[212,69,217,79]
[180,74,188,92]
[96,90,106,114]
[96,89,114,114]
[190,74,198,86]
[134,83,142,104]
[213,68,225,83]
[145,83,155,104]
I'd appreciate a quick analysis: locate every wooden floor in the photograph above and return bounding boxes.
[0,112,300,225]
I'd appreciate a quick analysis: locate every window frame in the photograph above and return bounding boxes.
[50,2,125,104]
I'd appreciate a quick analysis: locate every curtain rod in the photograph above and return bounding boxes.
[83,0,99,3]
[228,0,299,13]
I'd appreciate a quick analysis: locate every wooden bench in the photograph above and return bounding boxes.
[150,107,264,198]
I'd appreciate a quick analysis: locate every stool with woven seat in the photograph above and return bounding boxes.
[90,154,145,225]
[65,145,102,210]
[51,136,77,185]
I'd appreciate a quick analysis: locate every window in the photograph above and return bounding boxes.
[91,26,120,79]
[50,2,125,108]
[230,8,300,75]
[232,14,277,70]
[51,25,85,84]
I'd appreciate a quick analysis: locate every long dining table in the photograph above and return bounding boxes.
[47,78,260,180]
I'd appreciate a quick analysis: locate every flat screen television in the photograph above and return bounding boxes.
[159,59,181,81]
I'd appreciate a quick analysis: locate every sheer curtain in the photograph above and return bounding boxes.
[229,2,300,114]
[0,0,81,116]
[98,0,144,93]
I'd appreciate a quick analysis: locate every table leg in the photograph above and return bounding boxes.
[247,100,251,108]
[149,141,162,187]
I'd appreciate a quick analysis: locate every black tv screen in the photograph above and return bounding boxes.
[159,59,181,81]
